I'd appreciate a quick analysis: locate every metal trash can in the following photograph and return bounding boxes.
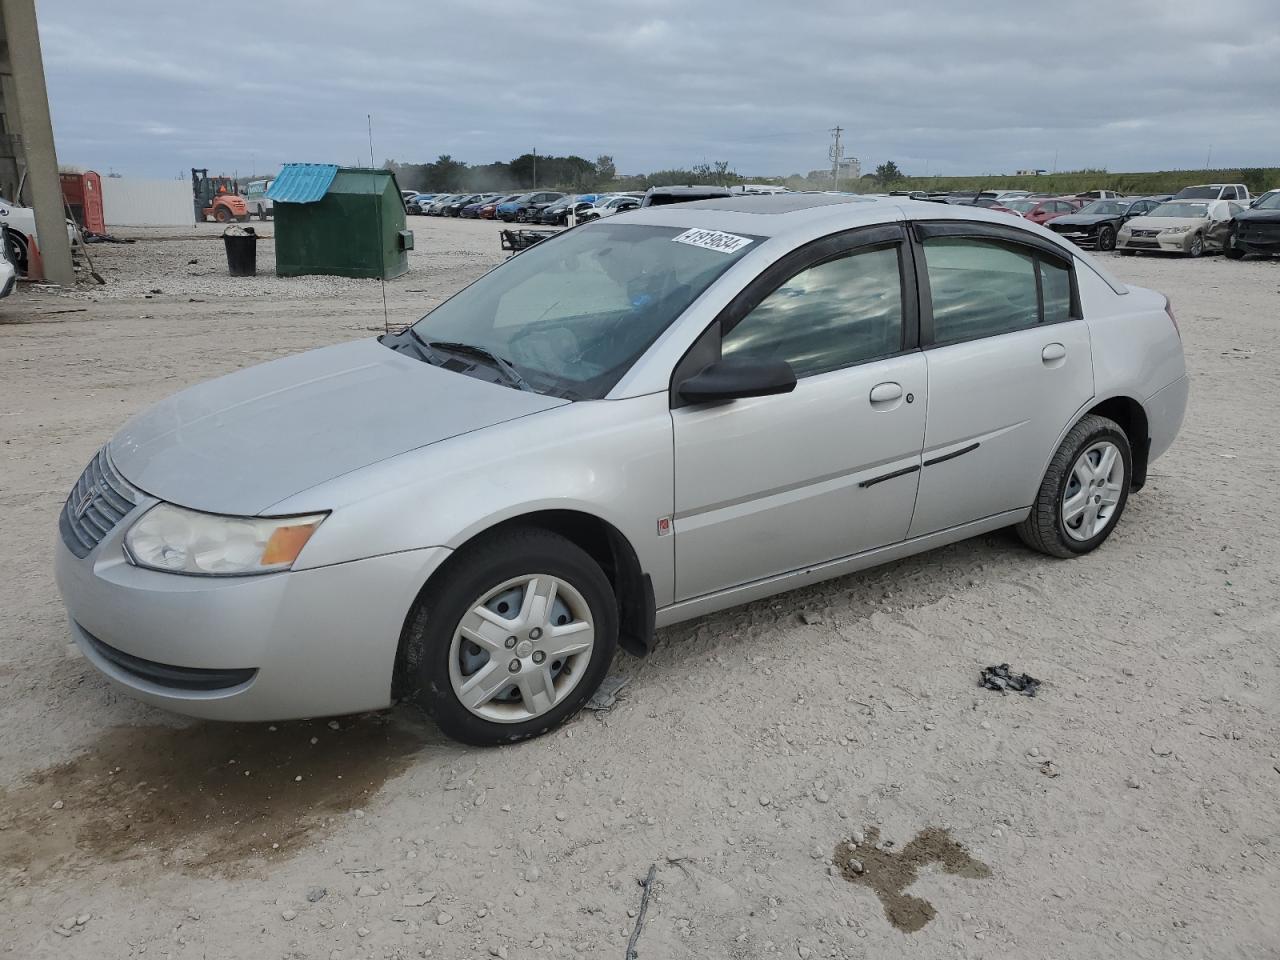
[222,225,258,276]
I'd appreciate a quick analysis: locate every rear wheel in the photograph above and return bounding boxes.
[1017,414,1132,558]
[400,527,618,746]
[1097,225,1116,251]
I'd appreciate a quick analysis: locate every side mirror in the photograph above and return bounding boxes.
[677,357,797,405]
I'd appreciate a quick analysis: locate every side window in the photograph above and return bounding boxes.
[1040,258,1072,323]
[922,237,1039,342]
[721,244,903,379]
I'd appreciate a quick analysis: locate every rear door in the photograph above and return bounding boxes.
[672,225,927,600]
[907,222,1094,537]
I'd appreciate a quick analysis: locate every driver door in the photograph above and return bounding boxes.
[671,225,927,601]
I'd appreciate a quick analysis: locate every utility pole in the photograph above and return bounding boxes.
[532,148,537,189]
[0,0,75,284]
[829,126,844,192]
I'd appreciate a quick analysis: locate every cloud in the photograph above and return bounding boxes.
[36,0,1280,179]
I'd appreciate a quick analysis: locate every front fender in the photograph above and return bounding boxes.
[268,393,677,606]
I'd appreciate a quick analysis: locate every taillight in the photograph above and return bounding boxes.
[1164,296,1180,339]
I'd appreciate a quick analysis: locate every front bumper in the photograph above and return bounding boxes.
[1051,228,1101,249]
[1233,224,1280,255]
[1117,231,1194,253]
[54,516,451,722]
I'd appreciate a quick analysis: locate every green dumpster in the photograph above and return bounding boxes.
[267,164,412,279]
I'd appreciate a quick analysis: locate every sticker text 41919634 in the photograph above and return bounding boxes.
[672,228,754,254]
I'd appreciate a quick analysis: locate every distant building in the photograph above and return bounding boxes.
[1015,169,1048,176]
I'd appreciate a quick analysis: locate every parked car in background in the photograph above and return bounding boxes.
[539,194,600,225]
[640,185,733,207]
[0,195,78,277]
[497,192,565,222]
[577,195,641,221]
[52,194,1187,746]
[997,196,1081,225]
[244,180,274,220]
[0,230,15,299]
[406,193,436,215]
[479,195,519,220]
[400,189,418,205]
[427,195,463,216]
[442,194,485,217]
[992,190,1033,200]
[1076,190,1126,201]
[1117,198,1244,256]
[1047,197,1164,251]
[460,194,504,218]
[1173,183,1250,201]
[1225,189,1280,259]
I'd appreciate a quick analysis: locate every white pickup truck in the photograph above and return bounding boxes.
[244,180,274,220]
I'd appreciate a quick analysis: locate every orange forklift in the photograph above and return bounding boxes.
[192,168,248,223]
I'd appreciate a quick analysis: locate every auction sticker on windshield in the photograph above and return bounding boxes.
[672,228,754,254]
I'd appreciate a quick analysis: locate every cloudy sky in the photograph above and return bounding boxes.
[38,0,1280,180]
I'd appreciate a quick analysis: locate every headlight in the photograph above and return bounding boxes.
[1162,225,1191,234]
[125,503,326,576]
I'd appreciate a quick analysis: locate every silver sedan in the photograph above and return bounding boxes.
[55,195,1188,745]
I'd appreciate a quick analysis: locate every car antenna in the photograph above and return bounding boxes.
[368,113,391,336]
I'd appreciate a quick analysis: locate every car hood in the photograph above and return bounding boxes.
[1123,215,1205,231]
[1050,213,1116,228]
[109,338,567,515]
[1236,207,1280,224]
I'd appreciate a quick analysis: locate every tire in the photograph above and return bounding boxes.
[400,527,619,746]
[213,206,232,223]
[1224,228,1244,260]
[1187,233,1204,258]
[257,208,268,221]
[1016,414,1132,559]
[1097,225,1116,252]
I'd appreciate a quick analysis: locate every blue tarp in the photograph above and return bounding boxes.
[266,164,340,204]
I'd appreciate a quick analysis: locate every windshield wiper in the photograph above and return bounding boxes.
[426,340,536,393]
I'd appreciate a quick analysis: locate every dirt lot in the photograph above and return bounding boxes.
[1,217,1278,960]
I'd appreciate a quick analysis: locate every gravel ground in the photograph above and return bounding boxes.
[1,217,1278,959]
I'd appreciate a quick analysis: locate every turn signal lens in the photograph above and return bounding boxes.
[261,522,321,566]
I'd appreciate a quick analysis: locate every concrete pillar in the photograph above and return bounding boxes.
[1,0,74,284]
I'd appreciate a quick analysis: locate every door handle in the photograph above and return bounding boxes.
[869,382,903,404]
[1041,343,1067,364]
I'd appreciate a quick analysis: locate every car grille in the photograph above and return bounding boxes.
[1127,240,1160,249]
[59,447,141,558]
[1238,222,1280,241]
[1130,229,1160,238]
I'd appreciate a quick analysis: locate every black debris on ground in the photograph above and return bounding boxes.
[979,663,1041,697]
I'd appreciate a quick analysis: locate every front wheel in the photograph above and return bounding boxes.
[1097,225,1116,251]
[1017,414,1132,558]
[515,209,528,223]
[400,527,618,746]
[1187,233,1204,258]
[213,206,232,223]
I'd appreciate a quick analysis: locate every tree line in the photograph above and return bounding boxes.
[385,153,744,193]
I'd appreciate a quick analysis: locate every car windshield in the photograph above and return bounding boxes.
[1254,192,1280,210]
[1079,201,1129,215]
[403,222,762,399]
[1000,200,1038,212]
[1174,187,1220,199]
[1148,202,1209,219]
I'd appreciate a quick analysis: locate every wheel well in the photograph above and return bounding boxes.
[1085,396,1150,490]
[394,510,655,696]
